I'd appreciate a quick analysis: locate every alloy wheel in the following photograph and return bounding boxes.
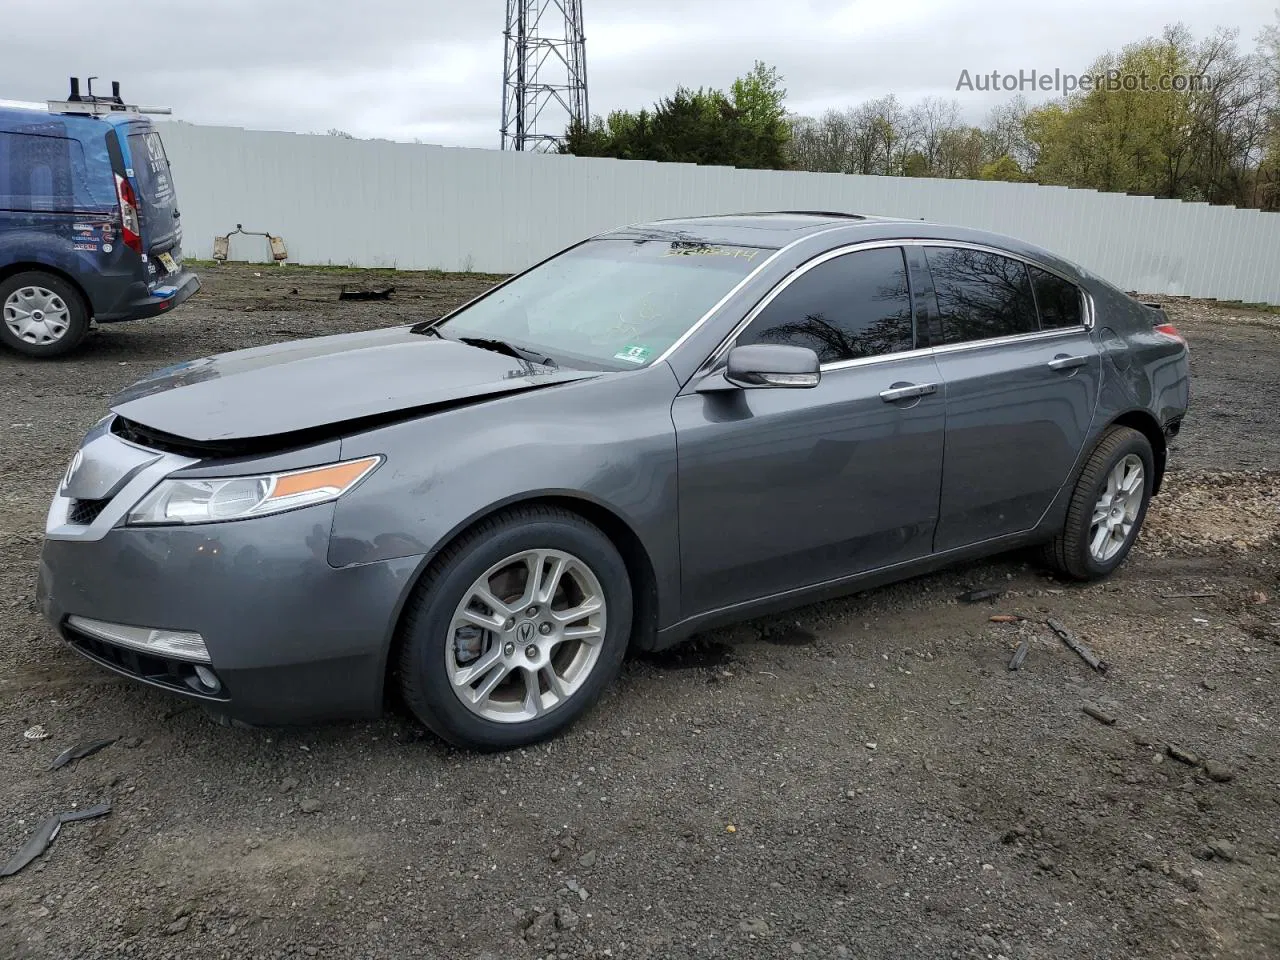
[446,549,606,723]
[1088,453,1145,563]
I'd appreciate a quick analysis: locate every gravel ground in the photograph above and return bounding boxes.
[0,265,1277,960]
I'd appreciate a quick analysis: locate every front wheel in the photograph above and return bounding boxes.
[398,506,632,750]
[1040,425,1155,581]
[0,271,90,357]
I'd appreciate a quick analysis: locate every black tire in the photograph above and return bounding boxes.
[0,271,90,358]
[398,505,632,750]
[1040,425,1155,581]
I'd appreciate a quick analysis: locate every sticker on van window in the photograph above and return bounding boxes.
[613,345,652,364]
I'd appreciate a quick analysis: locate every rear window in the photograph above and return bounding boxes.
[126,128,175,205]
[0,129,100,213]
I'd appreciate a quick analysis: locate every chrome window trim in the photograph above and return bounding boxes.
[692,237,1096,378]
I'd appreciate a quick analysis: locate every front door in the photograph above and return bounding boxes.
[672,245,947,617]
[919,245,1102,552]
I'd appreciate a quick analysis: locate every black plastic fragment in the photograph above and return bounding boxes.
[338,285,394,301]
[49,737,117,771]
[0,802,111,878]
[958,587,1003,603]
[1008,636,1031,671]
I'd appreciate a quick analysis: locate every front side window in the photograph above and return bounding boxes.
[736,246,915,364]
[1029,265,1084,329]
[925,247,1039,344]
[435,239,769,370]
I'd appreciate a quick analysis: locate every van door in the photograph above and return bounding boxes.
[120,123,180,259]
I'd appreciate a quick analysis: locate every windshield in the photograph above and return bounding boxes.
[434,238,770,370]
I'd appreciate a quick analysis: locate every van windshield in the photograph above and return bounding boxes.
[434,238,770,370]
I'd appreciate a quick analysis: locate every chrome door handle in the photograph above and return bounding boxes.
[1048,355,1089,371]
[879,382,938,402]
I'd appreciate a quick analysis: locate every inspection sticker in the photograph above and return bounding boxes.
[613,344,653,364]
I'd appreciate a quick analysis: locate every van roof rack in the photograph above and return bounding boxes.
[48,77,171,117]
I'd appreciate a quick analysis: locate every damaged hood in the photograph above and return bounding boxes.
[110,326,600,443]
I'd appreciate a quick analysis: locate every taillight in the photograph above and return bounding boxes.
[114,173,142,255]
[1154,322,1187,348]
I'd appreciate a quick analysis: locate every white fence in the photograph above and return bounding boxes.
[157,121,1280,303]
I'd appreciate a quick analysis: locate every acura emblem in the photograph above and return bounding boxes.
[517,620,536,643]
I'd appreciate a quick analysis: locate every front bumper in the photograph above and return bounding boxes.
[38,503,424,725]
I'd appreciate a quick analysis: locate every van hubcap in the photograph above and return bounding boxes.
[446,549,606,723]
[1089,454,1145,562]
[4,286,71,345]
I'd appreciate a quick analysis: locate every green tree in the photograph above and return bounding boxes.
[561,64,791,169]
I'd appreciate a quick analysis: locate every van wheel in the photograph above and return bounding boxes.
[1040,426,1155,581]
[0,271,90,357]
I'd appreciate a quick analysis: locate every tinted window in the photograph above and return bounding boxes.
[737,247,914,363]
[127,129,175,206]
[1030,265,1083,329]
[925,247,1039,344]
[0,130,93,213]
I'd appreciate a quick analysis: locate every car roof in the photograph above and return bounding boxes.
[597,211,1089,280]
[599,211,920,249]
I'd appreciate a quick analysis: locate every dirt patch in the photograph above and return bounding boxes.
[1,265,1278,960]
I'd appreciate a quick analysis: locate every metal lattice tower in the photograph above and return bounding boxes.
[501,0,588,152]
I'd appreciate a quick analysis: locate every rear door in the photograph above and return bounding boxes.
[921,244,1102,552]
[121,123,181,259]
[673,244,946,615]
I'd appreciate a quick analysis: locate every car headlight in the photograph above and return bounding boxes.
[126,456,381,526]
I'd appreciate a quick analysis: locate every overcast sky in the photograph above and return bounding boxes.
[6,0,1276,147]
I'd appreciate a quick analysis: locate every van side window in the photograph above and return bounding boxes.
[0,131,92,213]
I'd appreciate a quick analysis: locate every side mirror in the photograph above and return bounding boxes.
[722,344,821,389]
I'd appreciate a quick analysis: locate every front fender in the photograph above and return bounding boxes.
[330,365,683,627]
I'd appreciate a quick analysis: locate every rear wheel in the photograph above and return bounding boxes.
[0,271,90,357]
[1040,426,1154,580]
[398,506,632,750]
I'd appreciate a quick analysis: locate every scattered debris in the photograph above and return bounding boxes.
[164,916,191,935]
[23,725,50,741]
[1160,592,1217,599]
[1207,839,1237,862]
[1081,703,1117,726]
[739,918,771,936]
[338,285,395,301]
[213,224,288,263]
[578,850,597,868]
[0,801,111,878]
[989,614,1022,623]
[1008,636,1031,671]
[1166,745,1201,766]
[299,798,322,814]
[958,587,1003,603]
[49,737,117,771]
[1203,759,1235,783]
[1047,618,1108,673]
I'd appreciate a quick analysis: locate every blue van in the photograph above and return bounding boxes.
[0,80,199,357]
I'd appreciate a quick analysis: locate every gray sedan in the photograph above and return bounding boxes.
[38,213,1190,749]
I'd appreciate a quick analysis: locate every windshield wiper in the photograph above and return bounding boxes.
[458,336,558,368]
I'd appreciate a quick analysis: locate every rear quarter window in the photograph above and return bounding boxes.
[1029,266,1085,329]
[0,128,101,213]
